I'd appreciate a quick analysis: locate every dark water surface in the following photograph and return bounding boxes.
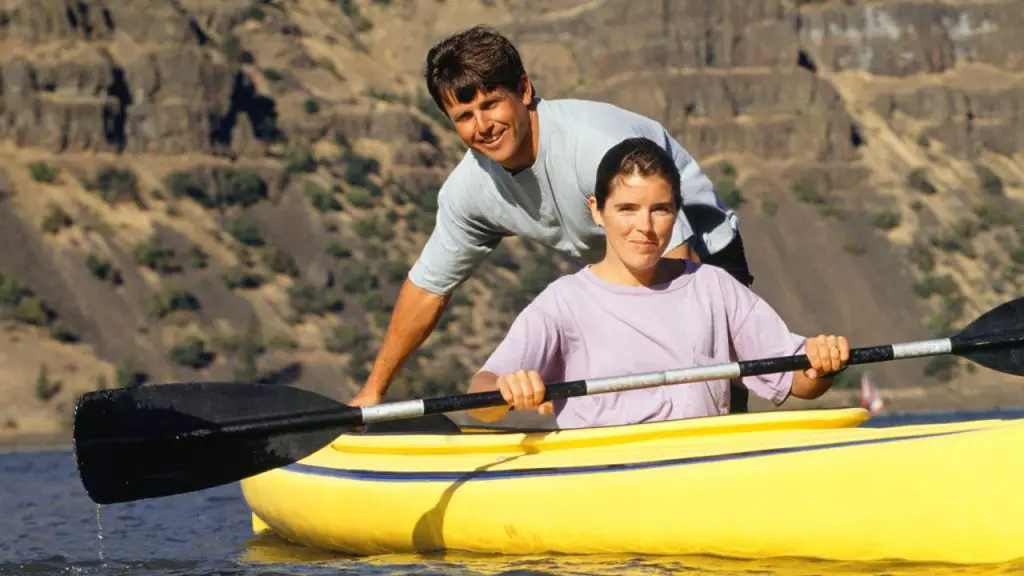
[2,409,1024,576]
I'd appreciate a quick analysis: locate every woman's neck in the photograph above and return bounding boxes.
[590,257,683,288]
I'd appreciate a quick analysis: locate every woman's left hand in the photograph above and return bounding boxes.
[804,334,851,380]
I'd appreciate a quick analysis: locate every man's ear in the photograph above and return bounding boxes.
[519,75,535,106]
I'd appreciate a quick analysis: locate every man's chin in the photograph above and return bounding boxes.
[476,147,512,165]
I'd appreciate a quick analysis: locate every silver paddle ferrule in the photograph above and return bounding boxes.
[892,338,952,359]
[360,400,426,424]
[585,363,743,395]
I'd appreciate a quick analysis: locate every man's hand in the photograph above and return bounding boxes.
[347,388,382,407]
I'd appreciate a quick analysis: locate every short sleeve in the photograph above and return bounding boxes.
[712,267,807,405]
[660,130,740,257]
[478,296,565,384]
[407,184,504,295]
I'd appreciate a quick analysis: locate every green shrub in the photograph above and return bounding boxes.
[449,290,471,308]
[325,240,352,259]
[384,260,407,283]
[354,217,394,241]
[287,281,343,318]
[168,336,216,369]
[345,187,374,209]
[913,274,958,299]
[360,291,388,312]
[29,162,56,183]
[871,210,901,230]
[225,219,264,247]
[343,149,380,190]
[325,324,367,353]
[907,168,936,195]
[216,167,268,207]
[49,322,79,342]
[85,254,121,284]
[923,356,958,381]
[35,364,62,402]
[341,261,378,293]
[975,164,1003,196]
[167,171,206,203]
[13,297,53,325]
[263,247,299,277]
[221,265,264,290]
[973,202,1012,230]
[41,205,72,235]
[132,235,182,274]
[147,286,201,318]
[186,245,208,269]
[907,243,935,272]
[285,147,317,174]
[267,333,299,350]
[792,180,825,204]
[717,180,744,209]
[94,168,143,207]
[116,359,147,388]
[306,182,342,212]
[0,273,30,309]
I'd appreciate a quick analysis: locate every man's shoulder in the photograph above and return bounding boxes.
[541,98,667,138]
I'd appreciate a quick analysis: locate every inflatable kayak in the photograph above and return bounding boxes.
[239,407,1024,564]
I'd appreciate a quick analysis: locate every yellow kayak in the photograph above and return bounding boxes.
[239,407,1024,564]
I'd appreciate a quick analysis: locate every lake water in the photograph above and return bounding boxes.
[3,409,1024,576]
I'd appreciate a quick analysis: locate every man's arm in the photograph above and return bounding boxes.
[350,184,503,405]
[352,279,450,403]
[659,129,741,260]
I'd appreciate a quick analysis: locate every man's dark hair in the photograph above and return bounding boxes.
[594,137,682,210]
[424,25,528,113]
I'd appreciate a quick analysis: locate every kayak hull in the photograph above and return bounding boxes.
[239,408,1024,564]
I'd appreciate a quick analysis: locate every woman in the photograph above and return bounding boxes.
[466,137,851,428]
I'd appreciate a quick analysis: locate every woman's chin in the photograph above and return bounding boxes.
[622,256,661,274]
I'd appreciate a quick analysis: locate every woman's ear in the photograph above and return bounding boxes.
[588,196,604,227]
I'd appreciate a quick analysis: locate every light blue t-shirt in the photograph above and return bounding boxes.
[407,98,739,295]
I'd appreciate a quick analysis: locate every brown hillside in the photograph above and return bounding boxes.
[1,0,1022,442]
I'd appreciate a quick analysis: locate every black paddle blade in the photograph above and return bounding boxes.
[953,296,1024,377]
[73,382,353,505]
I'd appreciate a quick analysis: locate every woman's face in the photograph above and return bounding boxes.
[589,172,677,274]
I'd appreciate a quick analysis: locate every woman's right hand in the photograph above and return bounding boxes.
[496,369,554,415]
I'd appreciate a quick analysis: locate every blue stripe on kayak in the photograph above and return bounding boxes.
[282,428,973,482]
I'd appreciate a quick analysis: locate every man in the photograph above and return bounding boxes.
[349,25,756,410]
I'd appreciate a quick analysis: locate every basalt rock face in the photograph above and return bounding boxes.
[0,0,1022,442]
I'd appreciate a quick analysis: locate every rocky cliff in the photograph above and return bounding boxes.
[0,0,1021,443]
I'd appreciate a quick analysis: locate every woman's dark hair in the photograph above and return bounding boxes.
[594,137,682,210]
[424,25,528,113]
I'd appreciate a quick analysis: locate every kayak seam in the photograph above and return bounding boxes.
[283,428,976,482]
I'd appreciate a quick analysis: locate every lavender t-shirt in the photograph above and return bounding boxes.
[478,262,807,429]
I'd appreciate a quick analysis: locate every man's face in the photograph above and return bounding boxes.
[442,80,534,169]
